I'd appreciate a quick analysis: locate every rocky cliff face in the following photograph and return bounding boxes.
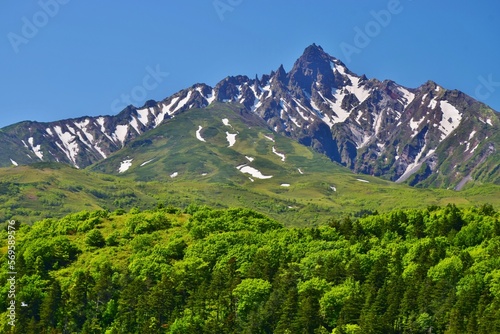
[1,44,498,188]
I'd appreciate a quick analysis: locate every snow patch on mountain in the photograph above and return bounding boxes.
[289,116,301,127]
[251,98,262,112]
[170,172,178,178]
[397,87,415,107]
[140,159,155,167]
[236,164,273,179]
[245,156,255,162]
[205,90,216,104]
[162,97,180,116]
[439,101,462,140]
[333,62,346,75]
[311,98,335,128]
[326,90,351,123]
[352,126,372,149]
[53,126,80,167]
[345,75,371,103]
[226,132,237,147]
[421,94,428,105]
[428,99,438,109]
[281,183,290,187]
[137,108,149,126]
[96,117,106,132]
[119,159,133,173]
[95,145,108,159]
[396,145,429,183]
[154,111,166,127]
[264,135,275,142]
[272,146,286,161]
[293,99,313,121]
[173,91,192,113]
[357,179,369,183]
[95,117,115,143]
[66,125,76,135]
[468,130,477,141]
[130,117,141,134]
[196,126,206,142]
[10,159,18,166]
[262,83,272,95]
[28,137,44,160]
[74,119,95,142]
[410,116,425,135]
[114,125,129,145]
[374,110,384,136]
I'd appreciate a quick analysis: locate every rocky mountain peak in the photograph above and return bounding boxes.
[0,45,498,189]
[288,44,337,94]
[274,64,288,83]
[300,43,328,60]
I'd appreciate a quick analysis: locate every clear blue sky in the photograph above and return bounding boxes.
[1,0,499,128]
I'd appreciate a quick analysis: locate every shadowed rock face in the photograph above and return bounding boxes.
[1,44,498,188]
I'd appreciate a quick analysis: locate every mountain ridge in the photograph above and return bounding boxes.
[1,44,498,189]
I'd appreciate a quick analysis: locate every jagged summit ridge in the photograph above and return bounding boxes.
[0,44,498,188]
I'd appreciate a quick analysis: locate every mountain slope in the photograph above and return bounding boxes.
[1,103,500,226]
[1,44,498,189]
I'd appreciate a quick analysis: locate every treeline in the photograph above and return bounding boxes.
[1,204,500,333]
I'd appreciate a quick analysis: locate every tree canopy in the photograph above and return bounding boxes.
[0,204,499,333]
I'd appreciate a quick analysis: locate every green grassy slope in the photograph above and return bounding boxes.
[0,104,499,226]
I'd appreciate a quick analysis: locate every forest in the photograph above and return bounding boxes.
[1,203,499,333]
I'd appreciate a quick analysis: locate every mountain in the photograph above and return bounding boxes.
[1,44,498,189]
[2,104,500,226]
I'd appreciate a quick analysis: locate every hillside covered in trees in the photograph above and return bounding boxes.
[1,204,500,333]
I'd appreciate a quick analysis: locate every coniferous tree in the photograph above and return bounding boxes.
[39,280,62,333]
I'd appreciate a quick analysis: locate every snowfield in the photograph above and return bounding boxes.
[137,108,149,126]
[196,126,206,142]
[439,101,462,140]
[236,164,273,179]
[114,125,129,145]
[28,137,44,161]
[226,132,237,147]
[119,159,133,173]
[140,159,155,167]
[264,135,275,142]
[272,146,286,161]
